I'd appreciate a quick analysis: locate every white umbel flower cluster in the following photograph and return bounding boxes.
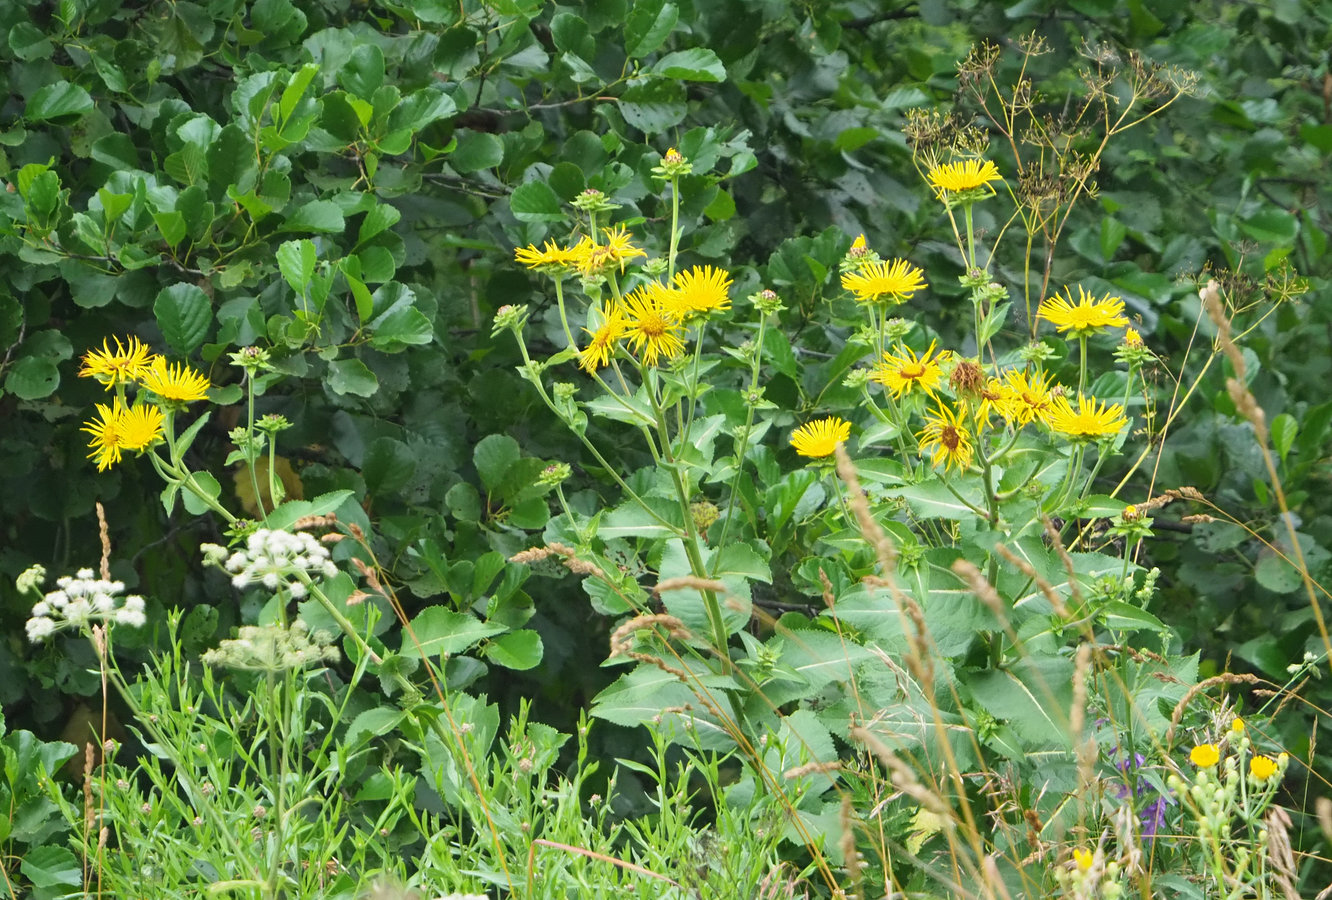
[25,567,147,642]
[201,529,338,599]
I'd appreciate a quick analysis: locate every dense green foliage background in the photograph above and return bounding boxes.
[2,0,1331,893]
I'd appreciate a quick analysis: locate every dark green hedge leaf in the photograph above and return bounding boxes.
[26,82,94,123]
[510,180,564,222]
[651,48,725,82]
[450,130,504,173]
[328,358,378,396]
[625,0,678,57]
[153,283,212,354]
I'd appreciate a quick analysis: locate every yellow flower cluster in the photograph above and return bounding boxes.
[514,225,648,278]
[576,265,733,372]
[77,336,212,471]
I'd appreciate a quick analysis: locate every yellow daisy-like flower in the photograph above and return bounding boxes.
[576,225,647,276]
[1038,286,1129,337]
[1048,393,1127,440]
[917,403,974,473]
[1249,754,1278,782]
[994,368,1058,428]
[578,305,628,373]
[514,240,589,272]
[840,258,927,305]
[117,403,165,451]
[620,282,686,366]
[671,265,732,318]
[927,159,1003,195]
[1123,327,1143,348]
[873,341,950,399]
[1189,743,1220,768]
[1071,848,1094,872]
[83,403,128,472]
[790,416,851,459]
[139,357,211,404]
[79,336,154,389]
[83,402,166,471]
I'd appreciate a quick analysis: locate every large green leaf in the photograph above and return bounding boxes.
[153,283,212,354]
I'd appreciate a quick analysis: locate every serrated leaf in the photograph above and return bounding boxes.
[328,358,378,396]
[625,1,678,57]
[510,181,564,222]
[277,239,317,293]
[1271,412,1297,462]
[26,81,94,122]
[474,434,520,493]
[652,48,725,82]
[484,630,543,670]
[4,356,60,399]
[153,283,211,354]
[264,491,355,530]
[450,130,504,173]
[281,199,345,233]
[399,608,505,659]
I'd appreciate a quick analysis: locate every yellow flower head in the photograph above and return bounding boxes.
[1189,743,1220,768]
[1038,286,1129,337]
[927,159,1003,196]
[917,403,974,473]
[848,233,869,258]
[82,402,163,472]
[79,336,154,389]
[1123,327,1143,348]
[671,265,732,318]
[576,225,647,276]
[840,258,927,305]
[790,416,851,459]
[139,357,211,404]
[620,282,686,366]
[1230,717,1245,735]
[1049,393,1127,440]
[579,305,629,373]
[515,240,589,273]
[1249,754,1279,782]
[994,368,1058,428]
[873,340,950,399]
[1071,848,1094,872]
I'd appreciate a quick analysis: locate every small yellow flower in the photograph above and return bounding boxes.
[1123,327,1143,348]
[578,305,628,373]
[1038,286,1129,337]
[671,265,732,318]
[1048,394,1127,440]
[847,233,869,258]
[576,225,647,275]
[790,417,851,459]
[79,336,154,389]
[1071,848,1094,872]
[1249,754,1279,782]
[139,357,211,404]
[840,258,927,305]
[993,368,1057,428]
[1231,717,1245,735]
[927,159,1003,195]
[620,282,686,366]
[873,341,950,399]
[917,403,974,473]
[515,240,589,272]
[1190,743,1220,768]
